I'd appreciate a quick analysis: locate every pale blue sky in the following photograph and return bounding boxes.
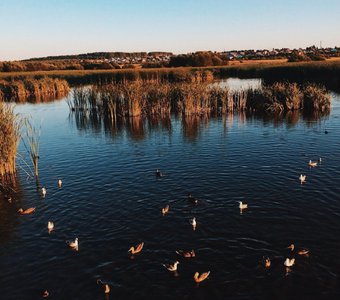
[0,0,339,60]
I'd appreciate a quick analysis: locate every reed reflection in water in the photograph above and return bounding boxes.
[69,109,330,142]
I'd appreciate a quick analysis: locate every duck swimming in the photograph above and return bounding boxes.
[193,271,210,283]
[66,238,79,251]
[41,187,47,197]
[42,290,49,298]
[287,244,310,256]
[163,261,179,272]
[176,249,195,258]
[264,257,271,268]
[299,174,306,184]
[58,179,62,187]
[128,242,144,255]
[97,279,110,294]
[155,169,163,177]
[284,258,295,267]
[190,217,197,230]
[47,221,54,233]
[162,205,169,215]
[239,201,248,210]
[187,193,198,205]
[18,207,36,215]
[308,160,317,167]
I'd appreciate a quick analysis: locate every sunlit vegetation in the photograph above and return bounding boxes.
[0,78,69,102]
[247,82,330,113]
[67,82,331,119]
[0,103,22,183]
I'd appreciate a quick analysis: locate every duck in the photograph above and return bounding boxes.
[41,187,47,197]
[187,193,198,205]
[42,290,49,298]
[239,201,248,210]
[104,284,110,294]
[162,204,169,215]
[155,169,163,177]
[264,257,271,268]
[18,207,36,215]
[284,258,295,267]
[97,279,110,294]
[66,238,79,251]
[299,174,306,184]
[287,244,310,256]
[163,261,179,272]
[297,249,310,255]
[190,217,197,230]
[47,221,54,233]
[193,271,210,283]
[128,242,144,255]
[176,249,195,258]
[308,160,317,167]
[58,179,62,187]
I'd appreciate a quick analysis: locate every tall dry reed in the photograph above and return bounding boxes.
[0,103,21,182]
[68,81,331,118]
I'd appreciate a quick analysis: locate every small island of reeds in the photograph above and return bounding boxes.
[67,81,331,118]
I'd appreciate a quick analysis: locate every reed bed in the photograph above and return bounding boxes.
[0,77,70,102]
[0,102,22,182]
[68,81,331,118]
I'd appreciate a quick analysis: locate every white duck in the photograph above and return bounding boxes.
[239,201,248,209]
[163,261,179,272]
[190,217,197,230]
[58,179,62,187]
[41,187,47,197]
[299,174,306,184]
[284,258,295,267]
[47,221,54,233]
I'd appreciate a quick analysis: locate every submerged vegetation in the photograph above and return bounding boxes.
[67,81,331,119]
[0,77,69,102]
[0,103,21,183]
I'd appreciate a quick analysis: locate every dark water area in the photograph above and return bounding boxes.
[1,79,340,300]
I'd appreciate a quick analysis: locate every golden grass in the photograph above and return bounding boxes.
[1,58,340,89]
[0,102,22,180]
[0,78,70,102]
[68,81,331,118]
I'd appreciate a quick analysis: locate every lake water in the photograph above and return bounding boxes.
[1,79,340,300]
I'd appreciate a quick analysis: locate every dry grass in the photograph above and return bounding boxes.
[0,102,22,181]
[68,81,331,118]
[0,77,70,102]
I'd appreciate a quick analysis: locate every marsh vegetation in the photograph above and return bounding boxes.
[0,103,21,183]
[0,77,69,102]
[67,81,331,119]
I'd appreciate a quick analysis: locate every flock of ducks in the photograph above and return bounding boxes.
[261,158,321,274]
[15,158,320,297]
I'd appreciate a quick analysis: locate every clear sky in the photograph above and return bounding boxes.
[0,0,339,61]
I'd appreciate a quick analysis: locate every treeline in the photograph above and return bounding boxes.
[169,51,228,67]
[24,51,173,61]
[0,78,69,102]
[288,50,326,62]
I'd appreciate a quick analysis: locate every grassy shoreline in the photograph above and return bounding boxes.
[1,58,340,83]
